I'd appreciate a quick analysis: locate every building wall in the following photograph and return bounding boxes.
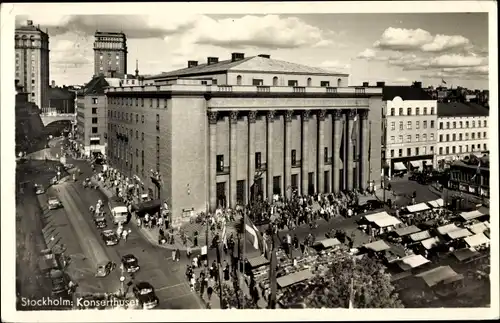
[436,115,489,162]
[76,94,107,155]
[227,71,348,87]
[94,33,127,78]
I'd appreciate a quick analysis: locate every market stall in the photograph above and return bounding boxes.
[363,211,391,223]
[363,240,392,253]
[396,254,431,272]
[406,203,430,213]
[409,230,432,243]
[452,248,480,262]
[427,198,444,209]
[420,237,443,251]
[467,221,489,235]
[312,238,341,253]
[436,223,461,236]
[460,210,488,222]
[446,228,473,241]
[464,233,490,249]
[393,225,421,238]
[416,265,463,287]
[372,215,402,229]
[276,269,314,289]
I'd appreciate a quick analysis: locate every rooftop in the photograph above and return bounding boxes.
[48,87,76,100]
[437,102,489,117]
[15,20,47,35]
[81,75,122,95]
[147,55,348,80]
[383,86,434,101]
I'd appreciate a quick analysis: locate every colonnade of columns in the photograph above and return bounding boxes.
[208,109,371,211]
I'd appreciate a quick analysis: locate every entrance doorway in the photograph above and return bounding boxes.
[324,170,330,193]
[216,182,227,208]
[308,172,315,195]
[255,178,263,201]
[291,174,298,192]
[273,176,281,195]
[236,180,245,206]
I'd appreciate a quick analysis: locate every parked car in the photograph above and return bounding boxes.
[94,217,107,229]
[121,254,140,273]
[95,260,116,278]
[101,230,118,246]
[35,184,45,195]
[133,282,159,309]
[48,197,63,210]
[365,199,384,210]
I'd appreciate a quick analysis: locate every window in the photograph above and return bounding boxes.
[136,130,138,139]
[430,120,435,128]
[141,98,144,107]
[141,150,145,166]
[406,135,411,143]
[92,117,98,124]
[156,98,160,107]
[484,120,487,127]
[465,121,469,128]
[439,122,443,129]
[92,127,98,134]
[398,149,403,157]
[430,146,434,152]
[324,147,328,163]
[255,152,262,169]
[399,108,403,115]
[92,98,98,104]
[472,121,475,128]
[252,79,264,86]
[422,134,426,141]
[156,114,160,131]
[452,134,456,141]
[452,121,456,129]
[390,136,395,143]
[141,115,144,123]
[320,81,330,87]
[415,134,420,142]
[416,121,420,129]
[430,134,434,141]
[452,146,456,154]
[136,114,139,123]
[407,148,411,156]
[391,122,395,130]
[398,135,403,143]
[407,121,412,129]
[406,108,411,115]
[483,132,486,138]
[445,147,450,154]
[465,133,469,140]
[273,77,278,86]
[31,79,35,84]
[459,133,463,140]
[439,134,443,142]
[439,147,443,155]
[416,108,420,115]
[291,149,297,165]
[390,108,395,116]
[141,132,144,141]
[423,107,427,115]
[446,122,450,129]
[337,78,342,87]
[92,108,97,114]
[415,147,419,155]
[430,107,435,114]
[216,155,224,171]
[471,133,475,139]
[235,75,242,85]
[465,145,468,152]
[423,120,427,129]
[399,121,403,130]
[422,147,427,154]
[446,134,449,141]
[471,144,475,150]
[459,145,462,153]
[390,150,394,158]
[288,80,298,86]
[484,143,487,150]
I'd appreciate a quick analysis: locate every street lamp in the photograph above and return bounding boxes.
[119,275,126,297]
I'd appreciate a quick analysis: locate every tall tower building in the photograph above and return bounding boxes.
[15,20,50,112]
[93,31,128,78]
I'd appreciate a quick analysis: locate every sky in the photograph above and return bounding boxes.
[14,10,489,89]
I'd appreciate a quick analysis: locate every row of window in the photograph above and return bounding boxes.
[108,109,161,131]
[438,144,486,155]
[108,97,167,109]
[237,76,343,88]
[390,107,435,116]
[108,123,146,142]
[439,132,487,142]
[450,171,488,186]
[439,120,487,129]
[390,133,435,144]
[390,146,433,158]
[390,120,435,130]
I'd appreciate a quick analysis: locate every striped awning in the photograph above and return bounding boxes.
[393,162,406,171]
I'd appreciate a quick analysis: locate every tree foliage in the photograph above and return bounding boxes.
[279,253,404,309]
[218,283,259,309]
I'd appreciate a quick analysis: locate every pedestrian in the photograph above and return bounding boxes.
[186,246,192,259]
[172,249,176,261]
[175,248,180,262]
[192,256,198,268]
[207,285,213,301]
[200,279,205,297]
[122,229,129,241]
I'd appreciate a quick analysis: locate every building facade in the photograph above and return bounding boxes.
[15,20,50,112]
[48,85,76,114]
[436,102,489,168]
[382,84,438,177]
[76,76,121,157]
[447,157,490,198]
[105,53,383,226]
[93,31,128,78]
[15,81,44,153]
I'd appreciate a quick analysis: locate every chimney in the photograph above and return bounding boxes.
[51,80,55,88]
[376,81,385,87]
[258,54,270,59]
[188,60,198,68]
[231,52,245,62]
[362,82,369,87]
[207,57,219,65]
[27,20,33,26]
[413,81,422,88]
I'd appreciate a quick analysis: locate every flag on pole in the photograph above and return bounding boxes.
[221,223,227,248]
[351,113,358,145]
[245,217,260,250]
[471,161,481,180]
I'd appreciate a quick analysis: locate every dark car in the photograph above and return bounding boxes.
[121,254,140,273]
[133,282,159,309]
[100,230,118,246]
[365,199,384,210]
[94,217,107,229]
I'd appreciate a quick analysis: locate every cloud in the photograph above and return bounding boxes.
[356,48,377,59]
[318,60,351,72]
[50,37,93,69]
[421,34,471,52]
[421,66,489,80]
[374,28,434,51]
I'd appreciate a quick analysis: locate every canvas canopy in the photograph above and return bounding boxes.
[397,254,430,271]
[460,210,486,221]
[416,266,461,287]
[421,237,442,250]
[373,216,402,228]
[453,248,480,262]
[409,230,431,242]
[423,159,433,166]
[406,203,430,213]
[447,228,472,240]
[247,255,269,268]
[394,225,421,237]
[276,269,314,288]
[410,160,421,168]
[427,198,444,208]
[393,162,406,171]
[112,206,128,214]
[468,222,489,235]
[363,240,391,252]
[315,238,341,249]
[437,224,461,235]
[464,233,490,248]
[364,211,390,222]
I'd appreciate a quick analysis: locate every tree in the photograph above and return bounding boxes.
[279,252,404,308]
[218,283,259,309]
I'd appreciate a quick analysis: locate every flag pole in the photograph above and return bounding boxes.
[268,239,277,309]
[242,209,247,309]
[216,242,224,309]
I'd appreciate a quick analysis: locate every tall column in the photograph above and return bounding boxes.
[360,110,370,190]
[229,111,238,208]
[247,111,257,203]
[284,110,293,200]
[266,110,275,202]
[208,111,218,211]
[301,110,310,195]
[317,109,327,193]
[346,110,356,191]
[332,110,343,193]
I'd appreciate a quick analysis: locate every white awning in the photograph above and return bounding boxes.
[410,230,432,242]
[447,228,472,240]
[437,224,461,235]
[364,211,390,222]
[423,159,433,166]
[421,237,442,250]
[315,238,341,249]
[394,225,421,237]
[464,233,490,248]
[406,203,430,213]
[416,266,461,287]
[393,162,407,171]
[373,215,402,228]
[409,160,421,168]
[467,222,489,235]
[397,254,430,271]
[363,240,391,252]
[460,210,486,221]
[90,137,101,141]
[427,198,444,208]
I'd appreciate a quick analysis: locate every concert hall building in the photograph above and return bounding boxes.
[105,53,383,225]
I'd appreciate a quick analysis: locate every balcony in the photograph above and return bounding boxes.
[257,86,270,93]
[216,166,230,175]
[326,87,338,94]
[292,160,301,168]
[293,86,306,93]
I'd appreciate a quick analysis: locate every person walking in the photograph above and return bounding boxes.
[207,280,213,302]
[175,249,181,262]
[172,249,176,261]
[186,246,192,260]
